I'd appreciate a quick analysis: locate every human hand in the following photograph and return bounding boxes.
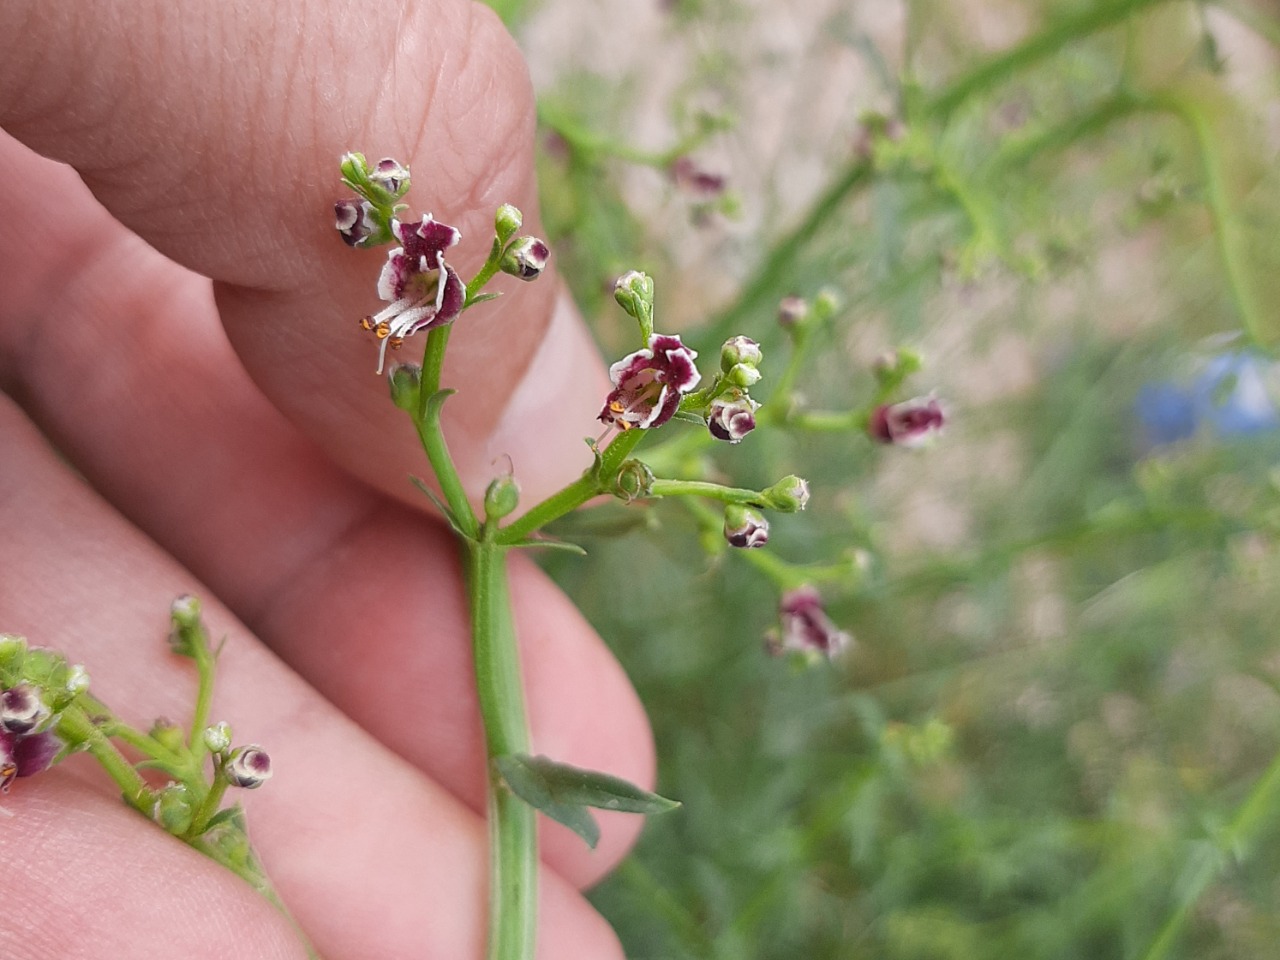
[0,2,652,956]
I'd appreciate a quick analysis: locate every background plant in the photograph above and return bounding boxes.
[479,1,1280,958]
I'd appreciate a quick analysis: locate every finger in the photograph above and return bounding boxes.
[0,397,626,960]
[0,133,652,886]
[0,0,610,507]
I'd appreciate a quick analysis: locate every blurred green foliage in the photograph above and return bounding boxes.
[501,0,1280,956]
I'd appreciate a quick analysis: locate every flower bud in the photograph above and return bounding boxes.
[387,362,422,412]
[149,718,186,753]
[170,594,202,629]
[872,347,923,385]
[720,336,763,372]
[812,287,842,320]
[869,396,945,447]
[724,363,762,388]
[494,204,524,245]
[484,474,521,522]
[154,783,195,835]
[367,157,410,199]
[0,634,27,675]
[669,156,727,200]
[610,459,655,503]
[724,505,769,549]
[762,475,810,512]
[224,745,273,789]
[0,684,48,735]
[613,271,655,323]
[777,296,809,329]
[335,198,376,247]
[64,664,89,696]
[203,721,233,755]
[707,392,759,443]
[766,585,851,661]
[500,236,550,281]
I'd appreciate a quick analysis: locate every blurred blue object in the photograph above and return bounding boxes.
[1136,351,1280,449]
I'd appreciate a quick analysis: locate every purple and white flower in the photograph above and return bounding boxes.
[724,505,769,548]
[767,586,851,660]
[868,395,945,447]
[599,334,701,431]
[500,236,551,281]
[335,198,377,247]
[360,214,467,373]
[224,745,273,789]
[708,392,759,443]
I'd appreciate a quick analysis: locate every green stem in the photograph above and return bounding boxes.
[649,478,766,507]
[186,762,230,837]
[497,428,647,544]
[416,328,480,539]
[54,704,152,812]
[187,633,217,768]
[921,0,1170,120]
[1140,748,1280,960]
[463,538,537,960]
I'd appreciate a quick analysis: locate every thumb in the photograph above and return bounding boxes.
[0,0,608,505]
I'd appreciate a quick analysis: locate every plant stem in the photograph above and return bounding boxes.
[649,478,766,507]
[496,428,647,544]
[54,703,152,812]
[416,328,480,538]
[463,538,537,960]
[187,629,217,768]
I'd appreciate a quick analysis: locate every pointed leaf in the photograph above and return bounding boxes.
[671,410,709,426]
[506,537,588,556]
[495,754,680,849]
[409,476,467,537]
[465,292,502,308]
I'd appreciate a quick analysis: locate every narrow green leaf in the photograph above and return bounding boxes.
[670,410,709,426]
[495,754,680,849]
[409,476,467,537]
[465,292,503,308]
[506,537,588,556]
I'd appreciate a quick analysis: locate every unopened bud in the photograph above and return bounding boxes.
[335,198,376,247]
[149,718,186,753]
[170,595,201,629]
[64,665,89,696]
[873,348,923,385]
[484,475,521,522]
[611,459,655,503]
[388,362,422,412]
[763,475,810,512]
[777,296,809,329]
[720,336,763,372]
[812,287,842,320]
[724,363,762,388]
[203,721,233,755]
[494,204,524,245]
[154,783,195,834]
[724,505,769,549]
[500,236,550,281]
[0,684,48,735]
[224,745,273,789]
[0,634,27,675]
[707,392,759,444]
[613,271,655,325]
[367,157,411,199]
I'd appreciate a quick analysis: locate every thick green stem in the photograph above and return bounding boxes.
[649,478,766,507]
[416,328,480,538]
[463,539,537,960]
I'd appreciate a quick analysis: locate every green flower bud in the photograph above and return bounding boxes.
[154,783,195,835]
[610,459,655,503]
[763,475,810,512]
[812,287,842,321]
[64,664,90,696]
[0,634,27,679]
[149,718,187,753]
[724,363,762,388]
[388,362,422,412]
[720,336,762,372]
[203,721,233,755]
[484,475,521,522]
[495,204,524,245]
[499,237,550,281]
[613,271,656,341]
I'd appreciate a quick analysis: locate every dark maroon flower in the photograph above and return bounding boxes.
[869,395,945,447]
[0,728,58,792]
[334,198,376,247]
[1,683,48,735]
[708,392,759,443]
[768,586,851,660]
[360,214,466,373]
[599,334,701,431]
[670,156,727,200]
